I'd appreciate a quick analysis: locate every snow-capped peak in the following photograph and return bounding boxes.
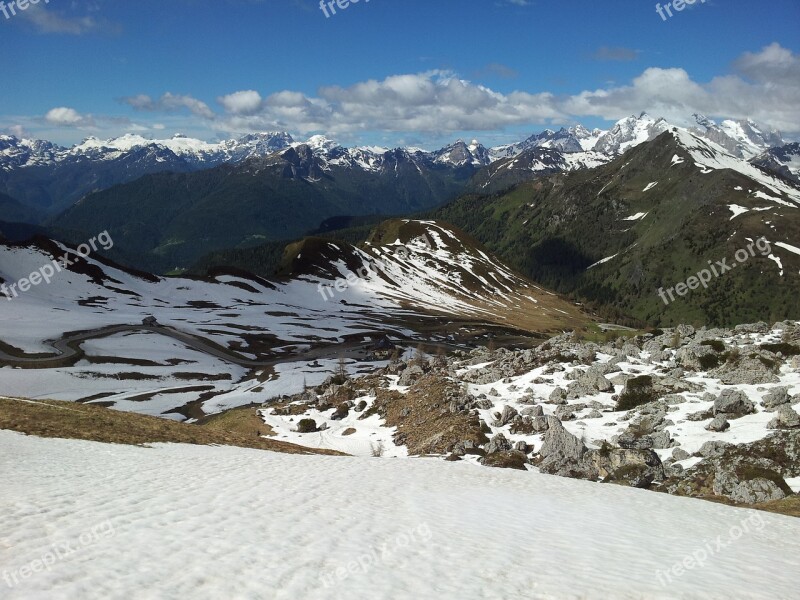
[592,113,671,155]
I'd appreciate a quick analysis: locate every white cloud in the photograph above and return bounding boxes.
[19,4,117,35]
[218,90,263,115]
[121,93,214,119]
[37,43,800,143]
[561,44,800,132]
[44,107,94,127]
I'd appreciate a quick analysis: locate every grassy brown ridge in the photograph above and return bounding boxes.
[0,397,344,456]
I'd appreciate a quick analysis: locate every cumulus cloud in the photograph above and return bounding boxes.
[120,93,214,119]
[215,71,563,136]
[562,44,800,132]
[218,90,263,115]
[44,107,94,127]
[95,43,800,140]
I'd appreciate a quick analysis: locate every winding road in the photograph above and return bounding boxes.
[0,322,464,370]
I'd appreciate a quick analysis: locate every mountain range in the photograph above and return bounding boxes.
[434,128,800,326]
[2,112,796,221]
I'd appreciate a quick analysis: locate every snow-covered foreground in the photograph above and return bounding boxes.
[1,430,798,600]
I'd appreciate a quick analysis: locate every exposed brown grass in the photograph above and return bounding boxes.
[0,397,343,455]
[754,495,800,518]
[196,404,276,438]
[370,374,488,455]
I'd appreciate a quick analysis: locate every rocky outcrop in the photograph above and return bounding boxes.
[713,389,756,418]
[767,405,800,430]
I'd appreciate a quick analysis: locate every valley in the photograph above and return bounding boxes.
[2,7,800,595]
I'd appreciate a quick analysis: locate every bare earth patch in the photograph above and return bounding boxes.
[0,397,343,456]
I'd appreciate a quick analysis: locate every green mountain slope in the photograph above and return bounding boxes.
[432,131,800,327]
[50,146,473,273]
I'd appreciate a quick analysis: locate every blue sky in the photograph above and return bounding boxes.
[1,0,798,147]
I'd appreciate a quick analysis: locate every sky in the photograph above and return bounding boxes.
[0,0,798,149]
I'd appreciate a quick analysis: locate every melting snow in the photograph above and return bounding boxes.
[2,430,799,600]
[623,212,648,222]
[728,205,749,220]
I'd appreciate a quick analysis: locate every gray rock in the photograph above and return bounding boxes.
[539,417,586,462]
[585,409,603,419]
[706,415,730,432]
[713,389,756,418]
[494,405,519,427]
[566,367,614,399]
[474,399,494,410]
[555,406,576,421]
[714,355,780,385]
[585,447,665,488]
[671,448,690,461]
[734,322,769,334]
[548,387,567,405]
[650,430,672,449]
[762,387,790,411]
[676,344,716,371]
[530,416,550,433]
[485,433,512,455]
[730,478,786,504]
[521,406,544,417]
[697,440,732,458]
[616,432,654,450]
[767,405,800,430]
[712,470,739,497]
[397,364,424,386]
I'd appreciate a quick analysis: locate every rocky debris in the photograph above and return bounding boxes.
[767,405,800,430]
[734,322,770,335]
[493,405,518,427]
[485,433,512,455]
[537,417,589,477]
[482,450,529,470]
[331,403,350,421]
[672,448,690,461]
[706,415,730,432]
[650,431,672,448]
[555,405,577,421]
[663,431,799,505]
[730,479,786,504]
[585,409,603,419]
[585,447,665,488]
[548,387,567,405]
[697,440,733,458]
[713,354,780,385]
[397,364,424,386]
[566,366,614,398]
[713,389,756,418]
[296,418,318,433]
[762,387,791,411]
[687,408,714,421]
[521,406,544,417]
[677,344,717,371]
